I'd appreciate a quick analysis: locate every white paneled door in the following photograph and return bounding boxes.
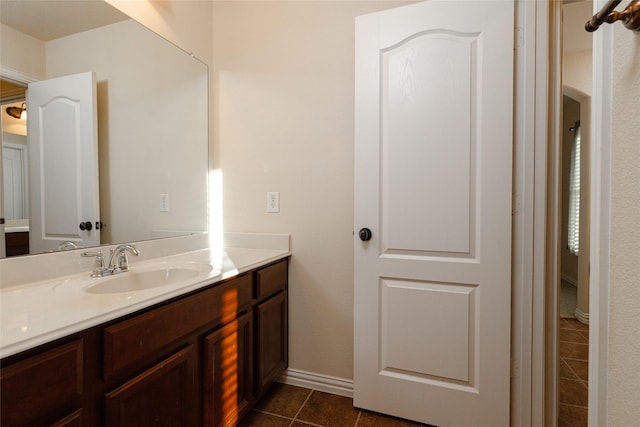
[354,1,514,426]
[28,72,100,253]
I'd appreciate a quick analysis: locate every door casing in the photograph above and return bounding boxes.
[508,1,610,425]
[528,1,611,426]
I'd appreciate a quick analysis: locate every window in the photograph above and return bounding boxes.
[568,121,581,255]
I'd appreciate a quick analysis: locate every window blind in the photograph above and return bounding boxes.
[568,122,581,255]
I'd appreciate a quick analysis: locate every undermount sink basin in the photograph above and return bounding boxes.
[85,263,213,294]
[52,262,214,294]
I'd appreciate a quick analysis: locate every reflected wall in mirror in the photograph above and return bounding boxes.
[0,0,208,257]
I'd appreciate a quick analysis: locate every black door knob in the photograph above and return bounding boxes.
[79,221,93,231]
[359,228,372,242]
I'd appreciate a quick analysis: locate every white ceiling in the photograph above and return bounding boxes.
[0,0,127,42]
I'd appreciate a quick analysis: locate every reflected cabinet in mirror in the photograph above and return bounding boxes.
[0,0,208,257]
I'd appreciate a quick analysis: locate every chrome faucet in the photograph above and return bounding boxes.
[107,244,140,274]
[81,244,139,277]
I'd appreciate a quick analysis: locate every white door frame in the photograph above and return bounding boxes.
[586,1,612,424]
[510,1,554,425]
[519,1,611,426]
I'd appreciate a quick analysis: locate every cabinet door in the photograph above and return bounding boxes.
[104,345,196,427]
[0,340,83,427]
[255,291,287,396]
[203,311,253,427]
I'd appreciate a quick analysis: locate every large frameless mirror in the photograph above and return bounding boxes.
[0,0,208,257]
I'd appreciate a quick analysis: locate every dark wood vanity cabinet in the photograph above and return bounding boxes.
[0,257,289,427]
[255,261,288,397]
[5,231,29,257]
[0,340,84,427]
[203,311,253,427]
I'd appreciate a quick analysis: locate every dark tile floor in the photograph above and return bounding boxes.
[241,323,589,427]
[558,318,589,427]
[239,383,430,427]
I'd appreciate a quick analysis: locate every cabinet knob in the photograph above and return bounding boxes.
[79,221,93,231]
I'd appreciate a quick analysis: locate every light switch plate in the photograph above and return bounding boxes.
[160,193,169,212]
[267,192,280,213]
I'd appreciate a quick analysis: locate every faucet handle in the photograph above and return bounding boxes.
[81,251,107,277]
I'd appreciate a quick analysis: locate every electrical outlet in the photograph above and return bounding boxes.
[267,192,280,213]
[160,193,169,212]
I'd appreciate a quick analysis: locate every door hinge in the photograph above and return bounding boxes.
[515,27,524,50]
[512,192,522,216]
[511,358,520,379]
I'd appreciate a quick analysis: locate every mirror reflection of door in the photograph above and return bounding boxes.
[27,72,100,254]
[3,139,28,219]
[1,79,29,258]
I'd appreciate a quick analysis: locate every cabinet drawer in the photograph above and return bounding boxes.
[0,340,83,427]
[256,260,288,300]
[104,274,252,378]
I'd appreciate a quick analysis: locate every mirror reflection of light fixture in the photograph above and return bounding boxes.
[6,103,27,120]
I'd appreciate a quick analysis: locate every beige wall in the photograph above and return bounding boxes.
[106,0,216,230]
[608,25,640,425]
[564,50,592,95]
[212,0,413,380]
[0,23,45,80]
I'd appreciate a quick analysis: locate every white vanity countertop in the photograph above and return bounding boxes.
[3,219,29,233]
[0,245,290,359]
[4,226,29,233]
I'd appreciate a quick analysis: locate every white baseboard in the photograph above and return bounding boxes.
[575,307,590,325]
[561,274,578,287]
[278,368,353,398]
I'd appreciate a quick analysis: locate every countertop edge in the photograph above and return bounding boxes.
[0,248,290,360]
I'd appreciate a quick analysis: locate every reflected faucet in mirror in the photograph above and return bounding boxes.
[56,241,78,251]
